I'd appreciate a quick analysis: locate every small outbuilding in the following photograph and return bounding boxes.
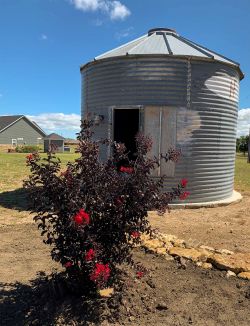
[44,133,65,153]
[80,27,244,204]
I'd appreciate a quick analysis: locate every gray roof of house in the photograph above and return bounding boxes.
[0,115,46,136]
[45,133,65,140]
[83,28,243,79]
[0,115,23,132]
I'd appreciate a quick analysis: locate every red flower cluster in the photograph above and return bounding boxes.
[85,248,95,261]
[179,191,190,200]
[26,154,33,160]
[73,209,90,225]
[131,231,140,238]
[26,154,34,165]
[181,178,188,187]
[90,263,110,284]
[120,166,134,174]
[136,271,144,278]
[64,261,73,268]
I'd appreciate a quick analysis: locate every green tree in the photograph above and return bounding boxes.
[236,135,249,157]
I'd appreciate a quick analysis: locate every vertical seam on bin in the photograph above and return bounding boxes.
[159,107,162,177]
[187,59,192,110]
[107,107,114,158]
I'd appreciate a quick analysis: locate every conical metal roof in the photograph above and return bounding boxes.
[92,28,243,79]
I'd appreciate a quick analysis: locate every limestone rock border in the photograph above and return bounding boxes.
[140,232,250,280]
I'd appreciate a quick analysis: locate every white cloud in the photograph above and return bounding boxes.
[70,0,130,20]
[115,26,133,40]
[109,1,130,20]
[72,0,101,11]
[40,34,48,40]
[27,113,81,135]
[237,108,250,137]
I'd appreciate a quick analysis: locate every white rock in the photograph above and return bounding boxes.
[226,270,236,278]
[199,245,215,252]
[219,249,234,255]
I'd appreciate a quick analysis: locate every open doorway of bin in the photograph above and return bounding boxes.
[113,108,140,161]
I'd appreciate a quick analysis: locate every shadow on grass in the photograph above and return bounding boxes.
[0,188,29,211]
[0,272,112,326]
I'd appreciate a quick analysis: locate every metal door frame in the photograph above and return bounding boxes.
[107,105,143,157]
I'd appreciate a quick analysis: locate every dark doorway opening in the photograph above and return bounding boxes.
[114,109,139,160]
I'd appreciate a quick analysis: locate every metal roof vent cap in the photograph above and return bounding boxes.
[148,28,177,36]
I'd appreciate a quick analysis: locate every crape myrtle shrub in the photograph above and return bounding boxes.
[24,120,189,293]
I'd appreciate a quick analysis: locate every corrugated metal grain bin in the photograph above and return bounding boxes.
[80,28,244,203]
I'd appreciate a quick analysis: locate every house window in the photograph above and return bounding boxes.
[12,139,17,146]
[17,138,24,145]
[37,137,42,145]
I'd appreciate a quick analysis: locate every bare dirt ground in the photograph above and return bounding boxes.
[149,193,250,253]
[0,190,250,325]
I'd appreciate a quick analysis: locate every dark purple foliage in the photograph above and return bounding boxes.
[24,120,188,293]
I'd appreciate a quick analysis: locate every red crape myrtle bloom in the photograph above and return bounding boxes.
[85,248,95,261]
[90,263,110,284]
[131,231,140,238]
[73,209,90,225]
[26,154,33,160]
[120,166,134,174]
[181,178,188,188]
[136,271,144,278]
[179,191,190,200]
[26,154,34,165]
[64,261,73,268]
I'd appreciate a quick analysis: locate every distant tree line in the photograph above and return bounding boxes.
[236,135,250,162]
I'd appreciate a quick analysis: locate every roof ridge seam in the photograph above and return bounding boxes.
[174,34,214,59]
[162,33,173,55]
[180,35,240,66]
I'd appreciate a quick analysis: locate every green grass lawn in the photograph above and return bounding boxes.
[234,153,250,193]
[0,152,250,193]
[0,152,79,192]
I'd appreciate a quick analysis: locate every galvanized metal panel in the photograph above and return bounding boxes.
[144,106,177,177]
[179,61,239,202]
[82,57,188,119]
[159,61,240,203]
[129,33,169,55]
[95,35,147,60]
[167,35,207,57]
[161,107,177,177]
[144,106,161,177]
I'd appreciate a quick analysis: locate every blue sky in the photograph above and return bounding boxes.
[0,0,250,138]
